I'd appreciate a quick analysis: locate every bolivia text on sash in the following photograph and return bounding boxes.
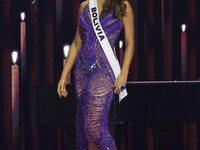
[91,7,105,41]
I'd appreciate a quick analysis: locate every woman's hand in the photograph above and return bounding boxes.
[113,72,128,94]
[57,76,68,98]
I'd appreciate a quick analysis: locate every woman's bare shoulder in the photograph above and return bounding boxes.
[123,0,132,9]
[80,0,89,11]
[122,0,133,17]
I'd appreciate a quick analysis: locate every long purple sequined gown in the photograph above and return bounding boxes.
[74,3,123,150]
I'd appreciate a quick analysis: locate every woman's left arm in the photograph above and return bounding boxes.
[114,0,135,94]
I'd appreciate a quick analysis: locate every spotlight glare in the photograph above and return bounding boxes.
[63,44,70,58]
[181,24,186,32]
[20,12,25,21]
[11,51,18,64]
[119,40,123,49]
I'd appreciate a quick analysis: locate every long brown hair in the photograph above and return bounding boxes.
[101,0,127,19]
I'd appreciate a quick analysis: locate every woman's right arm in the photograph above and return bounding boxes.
[57,1,88,98]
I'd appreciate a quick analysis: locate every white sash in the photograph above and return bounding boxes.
[89,0,128,103]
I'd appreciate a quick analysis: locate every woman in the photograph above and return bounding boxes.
[57,0,134,149]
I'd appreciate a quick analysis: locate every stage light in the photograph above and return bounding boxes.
[11,50,19,64]
[31,0,36,5]
[119,40,123,49]
[63,43,70,58]
[119,40,124,67]
[181,24,187,80]
[20,12,25,21]
[181,24,186,32]
[11,49,20,148]
[63,43,71,84]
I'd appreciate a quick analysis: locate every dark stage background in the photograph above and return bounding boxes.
[1,0,200,150]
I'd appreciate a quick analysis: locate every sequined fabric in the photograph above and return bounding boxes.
[74,3,123,150]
